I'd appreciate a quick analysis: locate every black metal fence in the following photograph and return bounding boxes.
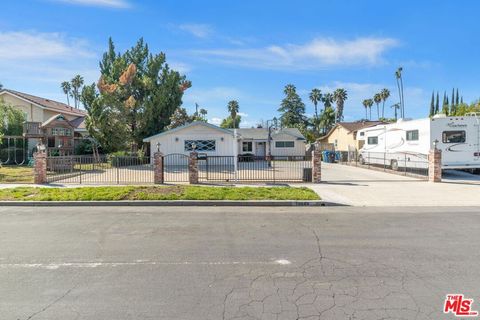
[199,155,312,183]
[336,150,429,178]
[45,154,314,184]
[46,155,154,184]
[163,153,189,182]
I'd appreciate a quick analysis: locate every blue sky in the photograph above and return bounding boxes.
[1,0,479,127]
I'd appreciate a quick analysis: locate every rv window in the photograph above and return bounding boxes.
[367,137,378,145]
[406,130,419,141]
[442,131,466,143]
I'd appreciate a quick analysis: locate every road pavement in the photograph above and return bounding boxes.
[1,206,480,319]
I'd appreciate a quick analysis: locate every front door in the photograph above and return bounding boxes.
[256,142,266,157]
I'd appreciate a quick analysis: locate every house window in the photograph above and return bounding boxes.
[184,140,216,151]
[442,130,466,143]
[367,137,378,145]
[242,141,253,152]
[275,141,294,148]
[359,132,365,136]
[47,137,56,148]
[406,130,419,141]
[51,127,72,136]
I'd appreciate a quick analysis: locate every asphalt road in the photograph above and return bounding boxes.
[1,206,480,320]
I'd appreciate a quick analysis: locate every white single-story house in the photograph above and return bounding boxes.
[142,121,307,158]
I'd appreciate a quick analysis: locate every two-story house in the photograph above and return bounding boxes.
[0,89,88,155]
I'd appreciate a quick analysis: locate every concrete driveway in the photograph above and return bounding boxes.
[308,163,480,206]
[1,206,480,320]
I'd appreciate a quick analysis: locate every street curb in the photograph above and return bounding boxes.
[0,200,343,207]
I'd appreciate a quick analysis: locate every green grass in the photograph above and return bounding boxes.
[0,166,34,183]
[0,185,319,201]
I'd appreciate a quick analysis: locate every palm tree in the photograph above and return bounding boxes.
[71,75,84,109]
[309,88,322,120]
[309,88,322,134]
[227,100,239,129]
[319,106,335,134]
[333,88,348,123]
[61,81,71,106]
[395,67,404,118]
[373,93,382,120]
[362,99,369,120]
[199,108,207,120]
[322,92,333,110]
[380,88,390,118]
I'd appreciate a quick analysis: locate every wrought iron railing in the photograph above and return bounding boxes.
[23,122,43,136]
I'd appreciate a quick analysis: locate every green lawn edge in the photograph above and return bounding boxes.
[0,186,320,201]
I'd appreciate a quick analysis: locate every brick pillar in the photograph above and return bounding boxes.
[189,152,199,184]
[153,152,164,184]
[33,151,47,184]
[312,143,322,183]
[428,148,442,182]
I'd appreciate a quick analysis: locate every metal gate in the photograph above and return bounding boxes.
[163,153,189,183]
[199,155,312,183]
[1,136,29,165]
[46,155,154,184]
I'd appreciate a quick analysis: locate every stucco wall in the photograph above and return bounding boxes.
[322,126,359,151]
[0,94,43,122]
[148,124,236,158]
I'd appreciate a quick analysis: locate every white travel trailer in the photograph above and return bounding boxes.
[356,114,480,170]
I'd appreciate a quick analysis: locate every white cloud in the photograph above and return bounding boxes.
[168,61,191,74]
[0,31,98,96]
[0,31,93,60]
[209,117,222,125]
[193,37,399,70]
[52,0,130,8]
[178,24,213,39]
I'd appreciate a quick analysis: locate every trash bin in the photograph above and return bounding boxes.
[303,168,312,182]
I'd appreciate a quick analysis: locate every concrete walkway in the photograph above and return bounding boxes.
[306,162,480,206]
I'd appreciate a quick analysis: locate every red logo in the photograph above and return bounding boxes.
[444,294,478,317]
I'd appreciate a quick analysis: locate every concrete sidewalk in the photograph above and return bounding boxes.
[306,162,480,206]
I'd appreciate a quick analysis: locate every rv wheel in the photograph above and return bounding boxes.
[391,159,399,171]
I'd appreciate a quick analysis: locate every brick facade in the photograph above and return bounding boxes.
[312,143,322,183]
[428,148,442,182]
[153,152,164,184]
[33,151,47,184]
[189,152,199,184]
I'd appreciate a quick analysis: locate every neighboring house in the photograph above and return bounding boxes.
[0,89,88,155]
[143,121,307,158]
[318,121,384,151]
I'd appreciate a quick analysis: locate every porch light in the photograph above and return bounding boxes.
[156,142,161,152]
[221,137,224,141]
[175,137,179,142]
[433,139,439,150]
[191,143,197,151]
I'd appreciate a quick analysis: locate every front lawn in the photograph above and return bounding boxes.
[0,166,34,183]
[0,185,320,201]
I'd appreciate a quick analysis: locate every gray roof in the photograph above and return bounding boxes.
[143,121,234,142]
[234,128,306,140]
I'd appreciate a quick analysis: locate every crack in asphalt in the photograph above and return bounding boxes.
[22,284,77,320]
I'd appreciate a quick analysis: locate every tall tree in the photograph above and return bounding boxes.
[333,88,348,123]
[442,92,449,115]
[362,99,369,120]
[278,84,306,127]
[380,88,390,118]
[309,88,322,120]
[456,88,460,106]
[451,88,456,114]
[319,106,335,134]
[199,108,208,121]
[70,75,84,108]
[395,67,404,118]
[61,81,71,106]
[220,115,241,129]
[0,83,3,91]
[227,100,240,129]
[373,93,382,119]
[429,91,435,117]
[81,37,190,151]
[435,92,440,114]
